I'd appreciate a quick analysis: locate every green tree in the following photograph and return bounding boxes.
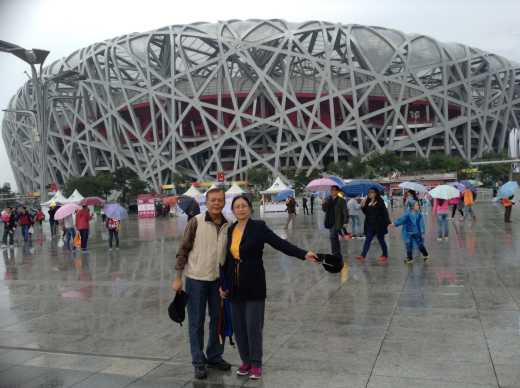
[292,170,320,195]
[0,183,12,195]
[128,177,149,197]
[475,152,511,186]
[63,175,112,198]
[247,167,271,188]
[111,167,148,203]
[172,172,193,194]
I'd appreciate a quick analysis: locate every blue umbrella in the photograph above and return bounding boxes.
[104,203,128,220]
[497,181,519,199]
[273,189,294,202]
[341,180,385,197]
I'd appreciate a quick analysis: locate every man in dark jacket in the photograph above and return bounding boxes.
[322,185,348,257]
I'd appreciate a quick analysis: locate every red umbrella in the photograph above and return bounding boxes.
[80,197,106,206]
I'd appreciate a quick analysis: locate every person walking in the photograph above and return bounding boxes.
[433,198,449,240]
[2,209,17,247]
[220,195,318,380]
[285,196,297,229]
[48,204,58,237]
[18,207,33,243]
[347,197,363,238]
[449,196,464,220]
[463,188,476,221]
[63,214,75,251]
[501,196,514,223]
[34,208,45,230]
[321,185,347,257]
[310,194,315,214]
[106,217,120,250]
[302,196,310,215]
[392,201,429,264]
[172,187,231,380]
[75,205,93,252]
[356,188,391,265]
[1,207,13,248]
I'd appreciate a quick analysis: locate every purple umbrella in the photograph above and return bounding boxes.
[449,182,465,192]
[103,203,128,220]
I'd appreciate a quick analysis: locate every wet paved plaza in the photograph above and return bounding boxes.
[0,203,519,388]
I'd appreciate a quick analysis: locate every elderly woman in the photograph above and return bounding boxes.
[220,195,317,380]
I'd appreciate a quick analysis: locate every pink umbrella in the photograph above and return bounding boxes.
[80,197,106,206]
[306,178,339,192]
[54,203,81,220]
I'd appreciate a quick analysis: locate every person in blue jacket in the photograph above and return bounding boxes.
[392,201,429,264]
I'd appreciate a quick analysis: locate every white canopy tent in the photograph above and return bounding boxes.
[260,177,294,213]
[260,177,291,195]
[64,189,84,204]
[226,183,246,197]
[41,190,68,206]
[183,185,202,199]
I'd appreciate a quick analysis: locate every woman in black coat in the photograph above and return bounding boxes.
[220,195,317,380]
[356,188,391,264]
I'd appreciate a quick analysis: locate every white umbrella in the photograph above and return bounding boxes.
[429,185,461,200]
[399,181,427,193]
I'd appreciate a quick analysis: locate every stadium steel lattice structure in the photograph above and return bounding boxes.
[3,20,520,193]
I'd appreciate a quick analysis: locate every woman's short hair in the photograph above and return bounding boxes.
[231,195,253,210]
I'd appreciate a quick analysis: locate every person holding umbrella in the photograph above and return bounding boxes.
[54,203,82,251]
[463,187,476,221]
[356,188,391,265]
[76,205,93,251]
[220,195,318,380]
[501,196,514,223]
[103,204,128,250]
[321,185,348,258]
[106,217,120,250]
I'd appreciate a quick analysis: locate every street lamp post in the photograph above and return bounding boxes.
[0,40,85,201]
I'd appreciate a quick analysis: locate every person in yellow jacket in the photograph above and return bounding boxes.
[463,188,476,221]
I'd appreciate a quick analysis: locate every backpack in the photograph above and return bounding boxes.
[107,218,119,230]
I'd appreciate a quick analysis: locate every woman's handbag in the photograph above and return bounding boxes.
[73,232,81,248]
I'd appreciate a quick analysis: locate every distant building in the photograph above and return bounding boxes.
[3,20,520,193]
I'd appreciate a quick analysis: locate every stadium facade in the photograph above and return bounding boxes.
[3,20,520,193]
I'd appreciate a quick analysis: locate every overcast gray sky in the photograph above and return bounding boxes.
[0,0,519,191]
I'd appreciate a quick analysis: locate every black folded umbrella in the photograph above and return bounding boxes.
[168,290,187,325]
[317,253,344,274]
[176,196,200,218]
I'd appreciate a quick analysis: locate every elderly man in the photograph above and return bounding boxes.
[173,187,230,380]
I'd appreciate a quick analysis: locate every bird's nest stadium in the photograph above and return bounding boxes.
[3,20,520,193]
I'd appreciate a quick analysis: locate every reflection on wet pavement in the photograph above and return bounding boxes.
[0,204,518,387]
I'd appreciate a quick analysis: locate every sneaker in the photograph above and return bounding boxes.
[423,256,430,263]
[356,255,366,262]
[108,248,112,251]
[194,366,208,380]
[436,238,442,242]
[249,367,262,380]
[207,359,231,371]
[444,237,449,241]
[404,258,414,265]
[236,363,251,376]
[378,256,388,265]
